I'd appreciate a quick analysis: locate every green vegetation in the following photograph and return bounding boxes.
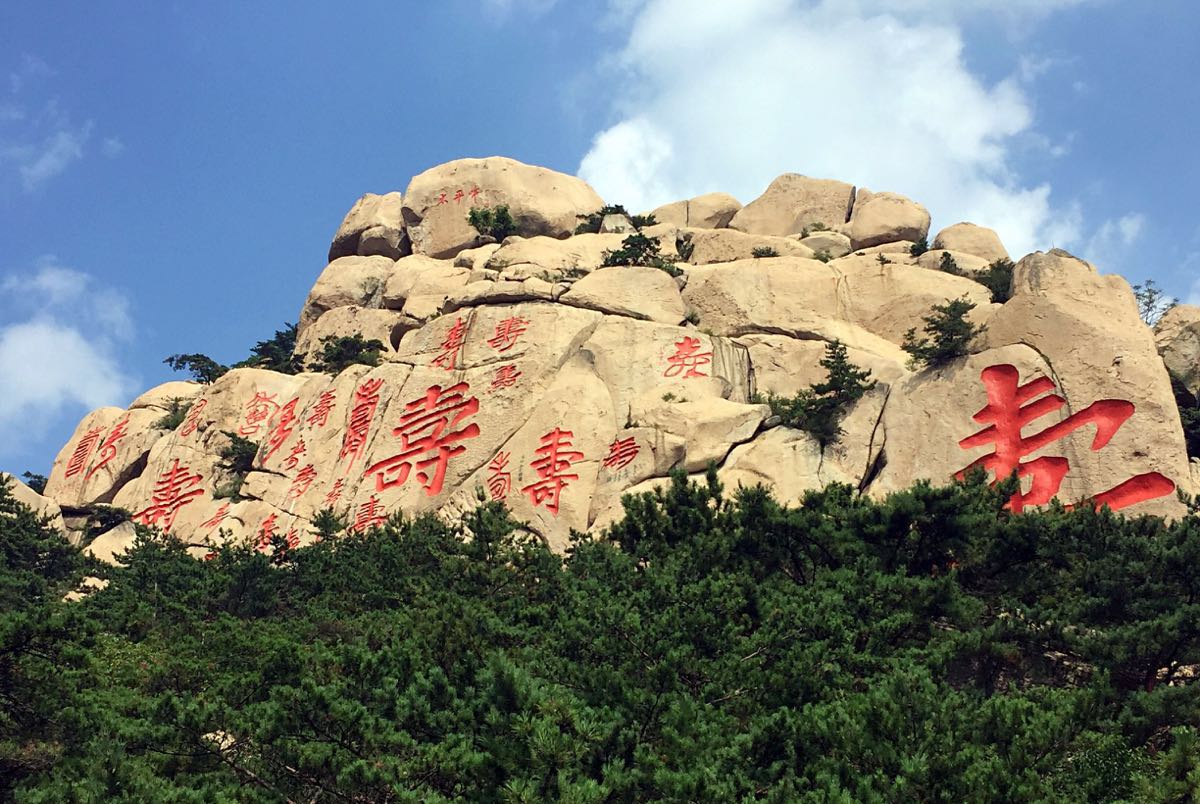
[876,252,891,265]
[163,353,227,384]
[233,322,302,374]
[468,204,519,241]
[1170,373,1200,459]
[601,232,683,277]
[812,248,833,263]
[20,472,47,494]
[910,236,930,256]
[751,245,779,258]
[976,257,1015,303]
[799,221,829,238]
[758,340,875,447]
[4,471,1200,800]
[307,333,385,374]
[938,250,966,276]
[213,431,258,500]
[1134,279,1178,326]
[903,296,987,369]
[575,204,657,234]
[154,398,193,430]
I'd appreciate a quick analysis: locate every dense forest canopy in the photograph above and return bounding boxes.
[2,473,1200,801]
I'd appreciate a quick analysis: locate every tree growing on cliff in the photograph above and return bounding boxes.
[761,339,875,447]
[902,297,986,369]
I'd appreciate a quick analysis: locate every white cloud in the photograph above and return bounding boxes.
[101,136,124,158]
[0,258,137,460]
[1082,212,1144,273]
[0,56,103,192]
[577,0,1091,257]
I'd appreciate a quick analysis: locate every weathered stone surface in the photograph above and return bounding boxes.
[559,266,686,324]
[917,249,990,275]
[329,192,405,261]
[683,256,992,351]
[729,174,855,237]
[358,224,406,260]
[1156,304,1200,396]
[454,243,501,272]
[44,407,166,507]
[796,230,852,258]
[679,228,814,265]
[738,334,907,399]
[298,256,393,335]
[599,213,635,234]
[293,306,411,365]
[85,521,138,565]
[129,382,204,412]
[402,157,604,259]
[718,428,854,506]
[485,233,626,276]
[381,255,472,320]
[631,396,767,471]
[651,192,743,229]
[932,222,1009,263]
[443,278,564,312]
[848,191,931,251]
[3,472,66,532]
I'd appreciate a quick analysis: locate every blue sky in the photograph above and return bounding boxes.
[1,0,1197,477]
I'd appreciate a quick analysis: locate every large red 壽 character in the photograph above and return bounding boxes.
[521,428,583,515]
[957,364,1175,512]
[487,316,529,352]
[133,459,205,532]
[307,390,336,428]
[602,436,640,472]
[363,382,481,496]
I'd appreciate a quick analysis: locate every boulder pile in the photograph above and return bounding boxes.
[30,156,1199,558]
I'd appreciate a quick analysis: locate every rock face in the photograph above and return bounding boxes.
[329,192,406,261]
[402,157,604,259]
[729,174,855,237]
[1156,305,1200,396]
[41,156,1196,558]
[932,222,1009,263]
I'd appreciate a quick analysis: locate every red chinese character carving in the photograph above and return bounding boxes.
[957,364,1175,512]
[602,437,640,471]
[489,364,522,391]
[200,502,231,532]
[85,416,130,480]
[432,317,468,371]
[453,188,465,203]
[486,452,512,501]
[487,316,529,352]
[179,398,208,437]
[469,186,482,202]
[323,479,345,510]
[255,513,279,551]
[307,390,336,428]
[663,336,713,379]
[283,437,307,471]
[352,494,389,532]
[282,529,300,551]
[436,191,448,205]
[239,392,280,437]
[64,426,104,478]
[340,378,384,470]
[363,382,481,496]
[521,428,583,515]
[261,397,300,464]
[287,464,318,500]
[133,459,205,532]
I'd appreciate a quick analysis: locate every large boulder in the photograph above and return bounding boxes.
[932,222,1009,263]
[728,174,855,237]
[559,266,686,324]
[44,406,167,507]
[3,472,66,533]
[402,157,604,259]
[974,250,1189,516]
[679,228,815,265]
[380,255,472,321]
[328,192,406,261]
[297,255,394,335]
[293,306,413,366]
[848,190,931,251]
[484,233,627,276]
[650,192,742,229]
[1155,304,1200,396]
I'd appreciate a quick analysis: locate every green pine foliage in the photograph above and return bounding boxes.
[761,340,875,447]
[20,472,47,494]
[938,250,966,276]
[751,245,779,258]
[601,232,683,277]
[910,236,930,256]
[233,322,302,374]
[154,398,193,430]
[903,296,987,369]
[308,334,384,374]
[468,205,519,241]
[976,257,1015,303]
[163,353,228,384]
[5,469,1200,799]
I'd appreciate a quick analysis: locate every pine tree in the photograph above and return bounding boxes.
[902,296,986,369]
